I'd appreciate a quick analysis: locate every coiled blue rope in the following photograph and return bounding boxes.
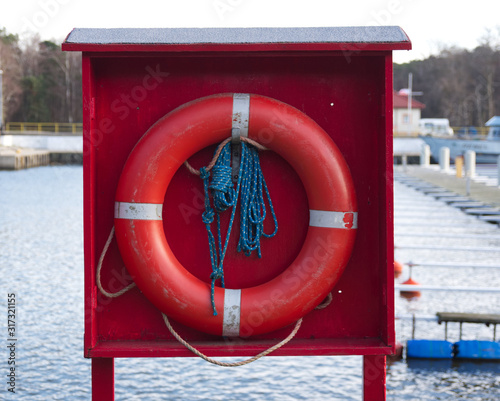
[200,141,278,315]
[238,143,278,257]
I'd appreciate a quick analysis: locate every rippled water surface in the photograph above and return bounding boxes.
[1,166,499,400]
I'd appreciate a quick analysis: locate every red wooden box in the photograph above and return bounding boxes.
[63,27,410,359]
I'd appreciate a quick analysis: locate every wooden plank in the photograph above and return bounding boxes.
[437,312,500,325]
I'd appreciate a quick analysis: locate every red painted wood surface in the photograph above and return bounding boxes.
[363,355,387,400]
[76,47,396,358]
[92,358,114,401]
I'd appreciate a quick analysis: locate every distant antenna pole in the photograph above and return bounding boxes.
[0,69,3,133]
[407,72,413,137]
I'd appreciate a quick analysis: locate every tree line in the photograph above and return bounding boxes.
[0,28,81,125]
[394,29,500,127]
[1,27,499,127]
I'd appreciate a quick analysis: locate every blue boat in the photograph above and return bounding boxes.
[421,116,500,163]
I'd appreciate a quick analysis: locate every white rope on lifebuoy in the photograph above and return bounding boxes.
[162,313,302,367]
[96,227,136,298]
[96,225,332,366]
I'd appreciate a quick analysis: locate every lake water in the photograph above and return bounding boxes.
[1,165,499,400]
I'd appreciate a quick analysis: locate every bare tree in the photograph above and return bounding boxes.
[0,29,23,123]
[5,31,82,123]
[394,26,500,128]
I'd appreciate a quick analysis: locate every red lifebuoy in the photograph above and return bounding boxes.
[114,93,357,337]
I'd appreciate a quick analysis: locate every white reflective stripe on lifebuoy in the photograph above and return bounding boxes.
[114,202,163,220]
[309,210,358,229]
[222,289,241,337]
[232,93,250,137]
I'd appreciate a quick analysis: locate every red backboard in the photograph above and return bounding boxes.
[63,26,410,359]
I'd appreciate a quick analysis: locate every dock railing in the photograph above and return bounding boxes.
[393,126,489,138]
[4,122,83,134]
[451,126,489,139]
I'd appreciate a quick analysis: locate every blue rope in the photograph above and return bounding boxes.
[199,141,278,315]
[238,144,278,257]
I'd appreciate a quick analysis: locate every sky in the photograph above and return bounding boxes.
[0,0,499,64]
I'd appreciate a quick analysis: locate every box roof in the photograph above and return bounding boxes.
[62,26,411,52]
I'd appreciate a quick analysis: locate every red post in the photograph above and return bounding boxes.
[363,355,386,401]
[92,358,114,401]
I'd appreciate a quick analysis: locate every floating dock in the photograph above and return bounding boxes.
[402,313,500,360]
[394,165,500,361]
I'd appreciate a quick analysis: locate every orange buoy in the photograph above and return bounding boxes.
[114,93,358,337]
[400,277,421,299]
[394,261,403,278]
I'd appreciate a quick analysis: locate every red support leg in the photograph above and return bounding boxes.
[363,355,386,401]
[92,358,114,401]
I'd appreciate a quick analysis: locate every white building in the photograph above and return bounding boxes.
[393,91,425,136]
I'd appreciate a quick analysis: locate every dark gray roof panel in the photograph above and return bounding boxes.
[65,26,409,45]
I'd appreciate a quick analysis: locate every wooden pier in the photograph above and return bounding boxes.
[437,312,500,341]
[399,165,500,208]
[0,147,50,170]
